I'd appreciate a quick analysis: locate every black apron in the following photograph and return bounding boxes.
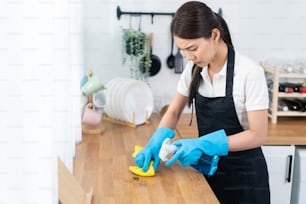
[194,46,270,204]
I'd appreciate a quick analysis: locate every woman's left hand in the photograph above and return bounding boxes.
[165,139,203,166]
[165,129,228,166]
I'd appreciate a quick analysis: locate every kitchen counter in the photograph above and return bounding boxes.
[74,113,306,204]
[74,114,219,204]
[176,114,306,145]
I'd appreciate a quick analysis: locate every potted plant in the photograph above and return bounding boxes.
[122,28,151,82]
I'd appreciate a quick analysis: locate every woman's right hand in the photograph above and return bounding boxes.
[135,127,175,172]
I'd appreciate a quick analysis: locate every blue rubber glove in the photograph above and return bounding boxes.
[165,129,228,167]
[135,127,175,172]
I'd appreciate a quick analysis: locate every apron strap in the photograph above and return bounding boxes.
[225,45,235,97]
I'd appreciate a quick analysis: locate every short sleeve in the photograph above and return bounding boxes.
[176,61,194,97]
[245,63,269,111]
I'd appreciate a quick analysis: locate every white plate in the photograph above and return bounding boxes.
[104,78,123,119]
[121,80,154,125]
[104,78,154,125]
[110,78,125,119]
[118,79,135,121]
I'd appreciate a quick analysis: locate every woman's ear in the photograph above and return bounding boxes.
[210,28,221,41]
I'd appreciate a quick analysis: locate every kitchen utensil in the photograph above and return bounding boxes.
[166,34,175,69]
[140,32,161,76]
[217,8,222,16]
[174,48,184,73]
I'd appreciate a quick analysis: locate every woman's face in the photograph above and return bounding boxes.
[174,32,218,67]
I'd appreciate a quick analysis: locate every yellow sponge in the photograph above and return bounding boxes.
[129,145,155,177]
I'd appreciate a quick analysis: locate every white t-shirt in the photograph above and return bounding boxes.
[177,51,269,130]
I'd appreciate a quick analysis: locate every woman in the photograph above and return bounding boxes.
[135,1,270,203]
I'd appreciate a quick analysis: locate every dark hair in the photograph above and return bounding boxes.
[171,1,233,107]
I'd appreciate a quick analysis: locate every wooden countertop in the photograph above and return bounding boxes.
[176,114,306,145]
[74,113,306,204]
[74,114,219,204]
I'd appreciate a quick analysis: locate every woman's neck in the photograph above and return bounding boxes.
[208,41,228,73]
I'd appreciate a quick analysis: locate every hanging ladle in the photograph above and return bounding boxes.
[166,34,175,69]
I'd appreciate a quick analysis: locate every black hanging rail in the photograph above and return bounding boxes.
[116,6,175,23]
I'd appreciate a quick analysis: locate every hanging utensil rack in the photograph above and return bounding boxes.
[116,6,174,23]
[117,6,222,21]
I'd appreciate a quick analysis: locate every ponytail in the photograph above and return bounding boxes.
[187,64,202,126]
[215,12,233,48]
[188,65,202,107]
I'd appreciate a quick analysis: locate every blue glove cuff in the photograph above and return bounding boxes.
[201,129,229,156]
[155,127,175,139]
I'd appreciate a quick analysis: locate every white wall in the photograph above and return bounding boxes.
[83,0,306,110]
[0,1,83,203]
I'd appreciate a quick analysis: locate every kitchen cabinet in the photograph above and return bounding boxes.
[291,147,306,204]
[262,145,295,204]
[260,62,306,124]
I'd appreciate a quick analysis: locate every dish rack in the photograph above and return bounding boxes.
[103,112,150,128]
[260,61,306,124]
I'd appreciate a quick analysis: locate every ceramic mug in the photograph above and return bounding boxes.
[81,76,103,96]
[81,104,102,125]
[93,90,107,108]
[80,75,88,88]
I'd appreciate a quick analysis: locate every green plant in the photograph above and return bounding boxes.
[122,28,151,82]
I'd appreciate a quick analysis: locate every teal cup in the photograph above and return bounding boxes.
[81,76,103,96]
[80,75,88,88]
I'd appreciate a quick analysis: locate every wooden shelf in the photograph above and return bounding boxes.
[269,89,306,98]
[269,111,306,117]
[279,73,306,78]
[276,111,306,116]
[261,61,306,124]
[277,92,306,98]
[260,62,306,78]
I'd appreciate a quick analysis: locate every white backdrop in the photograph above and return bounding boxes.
[0,1,83,203]
[83,0,306,112]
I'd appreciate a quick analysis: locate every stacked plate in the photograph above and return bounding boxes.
[104,77,154,125]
